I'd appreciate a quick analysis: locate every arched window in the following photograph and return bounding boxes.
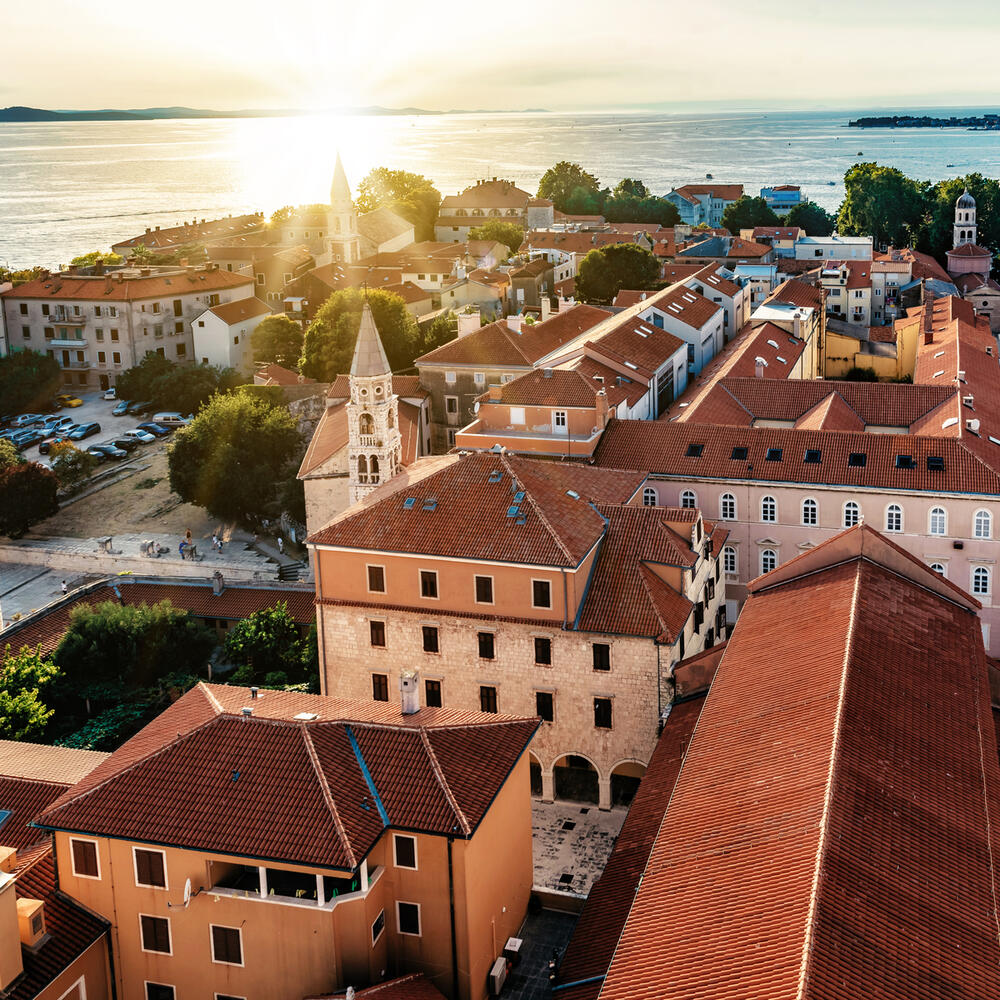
[370,455,380,483]
[843,501,860,528]
[973,566,991,595]
[801,498,818,526]
[975,509,992,539]
[930,562,946,576]
[723,545,737,574]
[720,493,736,521]
[357,454,368,482]
[643,487,657,507]
[929,506,946,536]
[387,408,395,429]
[359,412,374,436]
[680,489,697,509]
[885,504,903,533]
[760,495,776,522]
[760,548,777,574]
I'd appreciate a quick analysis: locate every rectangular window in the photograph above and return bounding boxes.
[420,570,438,598]
[97,351,106,364]
[176,343,186,358]
[474,371,486,385]
[110,328,119,341]
[554,410,567,428]
[478,631,495,659]
[175,321,183,334]
[534,636,552,666]
[474,575,494,604]
[112,352,121,365]
[70,838,99,878]
[535,691,554,722]
[172,299,182,317]
[42,303,50,315]
[140,915,171,954]
[211,924,243,966]
[444,371,456,384]
[372,673,389,701]
[152,302,161,314]
[393,834,418,869]
[532,579,551,608]
[370,621,386,648]
[133,847,167,888]
[510,406,525,425]
[19,303,28,315]
[397,901,421,936]
[146,985,174,1000]
[367,565,385,593]
[592,643,611,671]
[425,679,442,708]
[95,328,104,341]
[44,326,54,340]
[594,697,613,729]
[445,395,458,414]
[480,686,498,714]
[21,326,29,339]
[371,910,385,945]
[422,625,439,654]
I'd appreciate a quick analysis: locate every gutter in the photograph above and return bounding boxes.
[572,504,609,631]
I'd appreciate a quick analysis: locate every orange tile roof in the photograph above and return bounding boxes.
[647,283,722,330]
[599,523,1000,1000]
[948,242,992,257]
[764,276,823,310]
[36,683,538,868]
[207,296,271,325]
[255,362,316,386]
[751,226,801,240]
[481,369,600,408]
[310,974,446,1000]
[673,184,744,202]
[880,246,951,282]
[726,322,805,379]
[112,213,264,251]
[298,402,348,477]
[587,316,686,377]
[2,267,254,302]
[792,391,866,432]
[726,236,772,258]
[611,289,652,308]
[570,356,649,410]
[440,180,532,211]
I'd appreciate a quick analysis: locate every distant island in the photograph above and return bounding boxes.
[850,113,1000,130]
[0,105,551,123]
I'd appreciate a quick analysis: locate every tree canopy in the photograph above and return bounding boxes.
[300,288,419,380]
[467,219,523,254]
[720,196,780,234]
[537,162,603,214]
[69,250,123,267]
[0,462,59,537]
[924,174,1000,261]
[836,163,929,248]
[0,349,61,414]
[575,243,661,304]
[224,602,316,689]
[0,645,59,740]
[0,439,22,473]
[782,200,836,236]
[613,178,649,199]
[355,167,441,241]
[167,392,301,524]
[50,442,97,494]
[602,194,680,227]
[251,314,305,368]
[116,353,245,413]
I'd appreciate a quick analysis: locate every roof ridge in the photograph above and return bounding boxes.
[500,455,575,564]
[636,564,673,641]
[795,559,862,1000]
[418,728,471,836]
[299,724,356,869]
[199,680,224,715]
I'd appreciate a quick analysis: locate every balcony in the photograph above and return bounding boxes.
[208,860,382,910]
[49,335,88,348]
[50,312,87,325]
[61,359,91,370]
[356,434,378,447]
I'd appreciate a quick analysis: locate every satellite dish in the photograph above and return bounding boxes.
[473,401,480,414]
[183,878,192,907]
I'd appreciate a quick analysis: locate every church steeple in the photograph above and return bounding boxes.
[954,188,978,248]
[328,153,361,264]
[347,303,401,504]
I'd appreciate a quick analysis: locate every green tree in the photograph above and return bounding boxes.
[269,205,295,226]
[0,439,22,473]
[0,645,59,740]
[783,200,836,236]
[50,442,97,494]
[537,162,602,213]
[419,311,457,357]
[128,243,154,264]
[116,350,174,401]
[925,174,1000,261]
[0,349,61,414]
[167,393,301,524]
[721,196,780,235]
[117,353,245,413]
[467,219,523,254]
[251,314,305,368]
[603,194,681,227]
[0,265,45,286]
[836,163,929,248]
[0,462,59,537]
[575,244,661,304]
[224,602,313,687]
[57,702,151,751]
[356,168,441,242]
[613,178,649,199]
[69,250,124,267]
[301,288,419,380]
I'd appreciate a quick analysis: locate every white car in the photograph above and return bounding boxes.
[151,412,191,427]
[123,429,157,444]
[103,387,117,400]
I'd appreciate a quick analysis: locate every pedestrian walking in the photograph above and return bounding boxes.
[211,532,219,551]
[277,535,284,554]
[61,580,68,595]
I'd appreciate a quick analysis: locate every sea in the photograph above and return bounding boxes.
[2,107,1000,269]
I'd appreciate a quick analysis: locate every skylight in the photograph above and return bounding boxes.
[506,505,520,517]
[488,470,503,483]
[848,452,867,467]
[927,456,945,471]
[624,361,638,370]
[804,449,821,464]
[686,443,704,457]
[990,436,1000,446]
[403,497,416,509]
[422,499,438,511]
[942,417,958,429]
[934,350,945,358]
[776,356,786,364]
[766,339,779,349]
[895,454,915,469]
[730,446,748,460]
[513,491,526,503]
[933,369,945,378]
[765,448,782,461]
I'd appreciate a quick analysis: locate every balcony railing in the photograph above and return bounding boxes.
[209,863,382,911]
[356,434,378,447]
[50,312,87,325]
[49,336,88,347]
[61,360,91,370]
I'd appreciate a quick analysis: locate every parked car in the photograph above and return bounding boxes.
[103,387,117,400]
[55,394,84,408]
[110,436,139,452]
[112,399,131,416]
[14,429,46,450]
[136,422,170,437]
[39,432,74,454]
[11,414,43,428]
[127,400,154,415]
[40,415,75,432]
[151,412,192,427]
[68,422,101,441]
[122,429,157,444]
[87,443,127,461]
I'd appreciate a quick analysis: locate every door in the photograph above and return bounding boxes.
[99,373,109,390]
[61,349,70,366]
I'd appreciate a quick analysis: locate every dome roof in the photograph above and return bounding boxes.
[957,188,976,209]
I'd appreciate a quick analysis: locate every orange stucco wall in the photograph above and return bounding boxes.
[35,936,111,1000]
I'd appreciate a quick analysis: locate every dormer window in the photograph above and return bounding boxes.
[685,443,704,457]
[765,448,782,462]
[848,452,866,467]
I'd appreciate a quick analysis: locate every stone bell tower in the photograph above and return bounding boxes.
[328,152,361,264]
[347,302,401,504]
[954,188,977,248]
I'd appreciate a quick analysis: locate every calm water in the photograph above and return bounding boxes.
[2,108,999,268]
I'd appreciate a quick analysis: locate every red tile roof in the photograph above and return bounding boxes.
[879,246,951,282]
[0,776,73,849]
[298,402,348,477]
[948,242,992,258]
[480,369,600,408]
[599,523,1000,1000]
[673,184,744,203]
[309,973,446,1000]
[751,226,801,240]
[646,283,721,331]
[587,315,686,378]
[2,267,254,302]
[36,684,538,868]
[255,362,316,386]
[440,180,532,211]
[726,236,772,259]
[611,289,652,308]
[571,356,649,410]
[726,322,806,379]
[207,296,271,325]
[764,276,823,310]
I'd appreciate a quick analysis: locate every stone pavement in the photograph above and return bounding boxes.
[532,799,626,899]
[0,564,103,625]
[504,909,578,1000]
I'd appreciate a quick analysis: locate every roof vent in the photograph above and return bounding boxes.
[543,368,552,378]
[927,455,945,471]
[422,499,438,511]
[967,418,981,434]
[250,686,259,699]
[942,417,958,429]
[566,489,580,499]
[963,394,975,408]
[958,369,967,382]
[241,707,253,717]
[293,712,319,721]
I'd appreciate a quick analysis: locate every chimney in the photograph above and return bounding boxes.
[212,571,224,595]
[155,225,160,232]
[93,258,105,276]
[17,898,46,949]
[755,357,767,378]
[506,315,522,334]
[0,874,23,990]
[792,311,802,340]
[543,368,553,378]
[457,310,481,338]
[400,669,420,715]
[145,227,151,234]
[540,296,552,322]
[250,686,259,700]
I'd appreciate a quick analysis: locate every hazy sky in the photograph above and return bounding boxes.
[6,0,1000,112]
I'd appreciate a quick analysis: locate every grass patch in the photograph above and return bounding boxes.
[133,477,162,491]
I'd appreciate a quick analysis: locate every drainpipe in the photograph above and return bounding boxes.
[561,568,569,630]
[447,836,459,999]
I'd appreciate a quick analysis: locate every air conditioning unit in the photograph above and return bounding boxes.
[489,957,507,997]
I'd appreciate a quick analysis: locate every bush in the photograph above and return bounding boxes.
[50,442,97,494]
[0,462,59,537]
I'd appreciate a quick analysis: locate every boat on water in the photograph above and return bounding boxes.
[705,172,713,179]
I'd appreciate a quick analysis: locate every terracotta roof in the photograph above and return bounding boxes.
[206,296,271,325]
[954,272,1000,293]
[691,265,741,298]
[112,213,263,251]
[1,581,316,660]
[868,324,896,343]
[792,391,867,432]
[611,289,652,308]
[440,180,532,211]
[763,276,822,310]
[511,257,552,279]
[0,776,73,850]
[36,683,538,868]
[7,847,109,1000]
[726,323,805,379]
[587,316,686,378]
[599,523,1000,1000]
[357,205,414,247]
[416,320,534,368]
[947,242,992,258]
[571,356,649,410]
[480,369,600,408]
[309,974,446,1000]
[660,264,706,282]
[555,695,706,999]
[726,236,772,258]
[298,402,348,478]
[672,184,744,203]
[0,740,108,787]
[880,246,951,282]
[646,283,721,331]
[2,267,254,302]
[751,226,801,240]
[255,362,316,386]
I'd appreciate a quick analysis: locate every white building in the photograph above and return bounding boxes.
[192,297,272,371]
[794,235,873,261]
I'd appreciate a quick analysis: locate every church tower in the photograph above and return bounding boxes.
[954,188,978,248]
[328,153,361,264]
[347,303,401,504]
